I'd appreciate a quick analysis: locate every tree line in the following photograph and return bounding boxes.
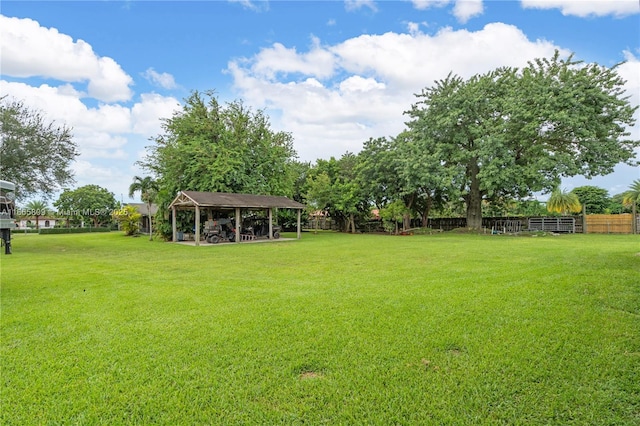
[2,52,639,236]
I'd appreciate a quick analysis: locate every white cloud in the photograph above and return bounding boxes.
[406,21,421,35]
[453,0,484,23]
[339,76,386,93]
[131,93,181,136]
[228,0,269,12]
[411,0,485,22]
[228,23,566,161]
[75,133,129,160]
[70,159,133,200]
[521,0,639,17]
[0,79,179,199]
[345,0,378,12]
[142,68,178,89]
[411,0,451,9]
[617,51,640,146]
[251,39,336,80]
[0,15,133,102]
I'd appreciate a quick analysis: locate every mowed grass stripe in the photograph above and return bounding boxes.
[1,232,639,424]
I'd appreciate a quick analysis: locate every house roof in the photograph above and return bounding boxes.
[126,203,158,216]
[169,191,305,210]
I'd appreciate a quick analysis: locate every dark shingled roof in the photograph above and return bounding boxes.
[170,191,305,210]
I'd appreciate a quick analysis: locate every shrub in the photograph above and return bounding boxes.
[39,228,111,234]
[112,205,141,236]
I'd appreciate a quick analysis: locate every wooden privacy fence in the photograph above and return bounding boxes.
[585,214,636,234]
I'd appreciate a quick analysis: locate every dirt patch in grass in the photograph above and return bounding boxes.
[300,371,323,380]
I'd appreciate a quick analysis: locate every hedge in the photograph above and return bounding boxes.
[39,228,111,235]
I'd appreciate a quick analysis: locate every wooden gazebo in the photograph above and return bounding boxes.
[168,191,305,245]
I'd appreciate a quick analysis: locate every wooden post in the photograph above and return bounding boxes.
[172,205,177,242]
[195,205,200,246]
[582,204,587,234]
[633,203,637,235]
[235,207,241,243]
[268,208,273,239]
[297,209,301,239]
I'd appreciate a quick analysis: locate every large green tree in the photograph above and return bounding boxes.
[305,154,368,233]
[570,186,610,214]
[140,91,298,237]
[0,98,78,200]
[54,185,118,227]
[129,176,158,241]
[356,134,453,230]
[406,52,638,229]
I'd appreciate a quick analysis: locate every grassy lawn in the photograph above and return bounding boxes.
[1,231,639,424]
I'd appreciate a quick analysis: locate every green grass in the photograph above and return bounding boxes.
[2,232,639,425]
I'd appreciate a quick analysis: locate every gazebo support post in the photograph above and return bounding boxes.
[269,208,273,239]
[195,205,200,246]
[172,206,177,242]
[235,208,241,243]
[297,209,301,239]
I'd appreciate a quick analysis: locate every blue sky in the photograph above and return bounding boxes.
[1,0,638,203]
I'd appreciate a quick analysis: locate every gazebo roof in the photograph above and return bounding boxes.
[169,191,305,210]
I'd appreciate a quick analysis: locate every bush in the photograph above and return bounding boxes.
[14,229,40,234]
[39,228,111,234]
[112,206,141,236]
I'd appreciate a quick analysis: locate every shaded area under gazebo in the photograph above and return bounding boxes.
[168,191,305,246]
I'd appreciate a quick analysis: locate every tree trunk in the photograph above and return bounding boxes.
[466,160,483,230]
[403,194,414,231]
[422,195,432,228]
[147,202,153,241]
[350,213,355,233]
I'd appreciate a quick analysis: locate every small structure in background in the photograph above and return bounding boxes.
[168,191,305,246]
[124,203,158,234]
[16,216,59,230]
[0,180,17,254]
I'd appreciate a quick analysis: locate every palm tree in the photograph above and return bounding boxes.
[128,176,158,241]
[547,187,581,215]
[25,200,49,230]
[622,179,640,234]
[622,179,640,208]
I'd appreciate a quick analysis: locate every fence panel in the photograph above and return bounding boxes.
[528,217,576,233]
[585,214,633,234]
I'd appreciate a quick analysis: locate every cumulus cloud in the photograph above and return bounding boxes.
[0,15,179,199]
[411,0,485,22]
[453,0,484,23]
[250,39,337,80]
[0,15,133,102]
[142,68,178,89]
[131,93,181,136]
[617,51,640,144]
[0,79,180,198]
[521,0,639,17]
[228,23,566,161]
